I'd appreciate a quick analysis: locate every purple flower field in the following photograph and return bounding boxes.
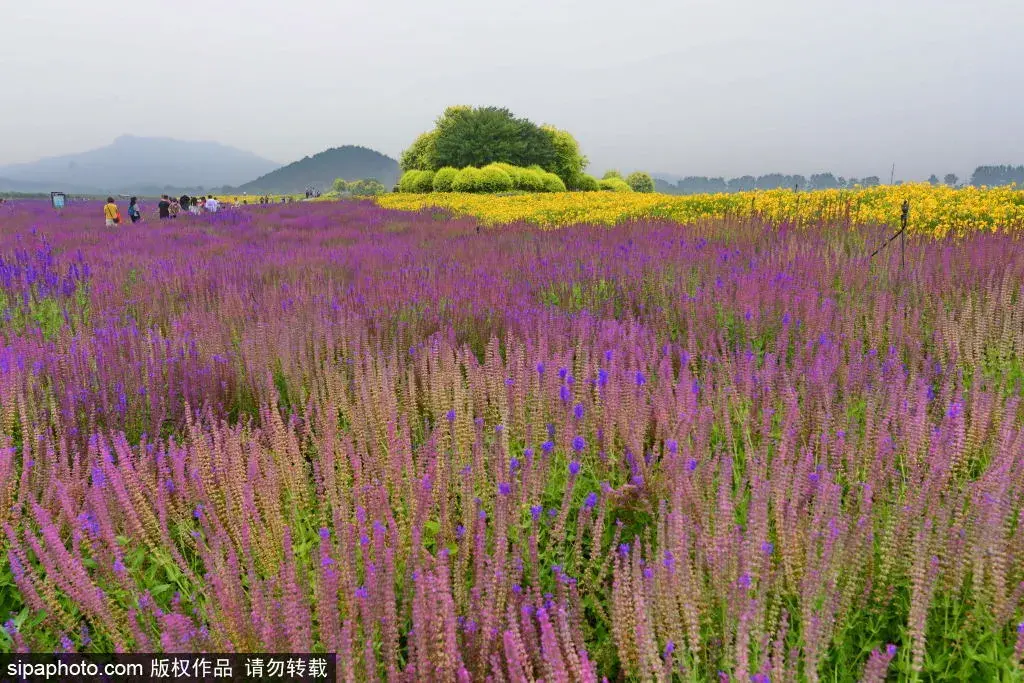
[1,199,1023,680]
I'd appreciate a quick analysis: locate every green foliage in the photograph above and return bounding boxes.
[490,163,541,192]
[599,177,633,192]
[347,178,386,196]
[514,168,547,192]
[399,170,436,194]
[404,162,568,195]
[539,171,567,193]
[980,345,1024,396]
[537,278,623,314]
[0,285,91,341]
[331,178,348,193]
[479,165,514,193]
[30,297,64,340]
[602,170,623,180]
[568,173,601,191]
[398,170,420,193]
[626,171,655,193]
[399,106,593,192]
[451,167,484,193]
[412,170,435,193]
[541,125,588,183]
[399,131,439,172]
[432,167,459,193]
[401,106,557,172]
[447,166,547,194]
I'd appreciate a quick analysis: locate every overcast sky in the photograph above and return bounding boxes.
[1,0,1022,179]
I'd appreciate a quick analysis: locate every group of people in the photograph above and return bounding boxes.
[103,194,220,226]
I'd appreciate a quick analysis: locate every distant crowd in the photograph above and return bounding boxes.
[102,194,221,226]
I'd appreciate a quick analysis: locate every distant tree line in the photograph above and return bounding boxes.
[657,173,883,195]
[659,166,1024,195]
[969,165,1024,187]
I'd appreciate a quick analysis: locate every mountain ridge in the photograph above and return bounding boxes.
[237,146,400,194]
[0,136,280,193]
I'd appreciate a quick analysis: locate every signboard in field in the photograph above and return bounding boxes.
[50,192,66,209]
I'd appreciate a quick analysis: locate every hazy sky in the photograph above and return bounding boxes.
[2,0,1022,179]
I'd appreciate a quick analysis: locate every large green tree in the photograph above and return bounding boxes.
[431,106,556,171]
[399,106,597,186]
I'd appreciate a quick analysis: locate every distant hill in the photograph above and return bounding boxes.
[0,136,279,193]
[238,146,400,193]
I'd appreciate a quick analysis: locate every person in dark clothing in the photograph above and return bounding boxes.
[128,197,142,223]
[179,195,191,211]
[158,195,171,219]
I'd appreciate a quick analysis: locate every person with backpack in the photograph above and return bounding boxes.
[128,197,142,223]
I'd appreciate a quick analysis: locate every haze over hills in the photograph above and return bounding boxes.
[0,136,280,193]
[237,146,400,194]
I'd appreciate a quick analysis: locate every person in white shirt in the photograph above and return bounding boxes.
[204,196,219,213]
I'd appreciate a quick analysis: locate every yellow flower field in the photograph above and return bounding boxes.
[376,183,1024,237]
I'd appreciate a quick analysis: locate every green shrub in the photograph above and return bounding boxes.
[332,178,348,193]
[490,162,520,179]
[599,177,632,192]
[602,170,623,180]
[452,167,484,192]
[495,164,545,192]
[626,171,655,193]
[525,170,551,191]
[540,172,567,192]
[398,170,422,193]
[412,170,435,193]
[479,165,514,193]
[568,173,601,191]
[433,163,569,193]
[399,170,437,193]
[432,167,459,192]
[520,169,548,192]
